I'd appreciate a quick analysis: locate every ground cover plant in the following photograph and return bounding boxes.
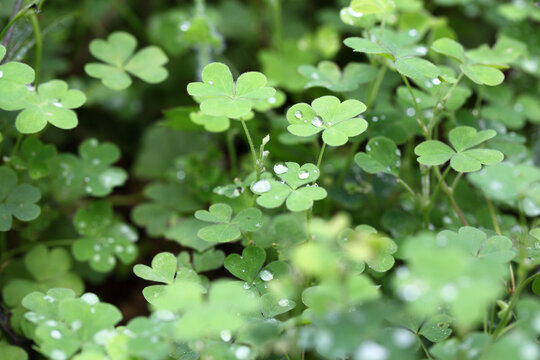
[1,0,540,359]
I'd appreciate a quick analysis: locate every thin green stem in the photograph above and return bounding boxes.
[417,335,433,360]
[484,192,502,235]
[336,141,360,187]
[401,74,428,137]
[316,143,326,169]
[226,129,238,176]
[426,165,451,209]
[30,13,42,86]
[240,118,259,179]
[492,271,539,338]
[396,177,419,200]
[366,65,387,110]
[0,7,29,43]
[269,0,282,49]
[434,167,469,226]
[10,133,23,157]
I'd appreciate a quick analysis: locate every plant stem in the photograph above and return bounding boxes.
[10,133,23,157]
[434,167,468,226]
[226,129,238,176]
[316,143,326,169]
[417,335,433,360]
[0,3,28,45]
[484,192,502,235]
[30,13,42,86]
[269,0,282,49]
[425,165,451,211]
[1,0,23,48]
[492,270,539,338]
[240,118,259,179]
[401,74,428,138]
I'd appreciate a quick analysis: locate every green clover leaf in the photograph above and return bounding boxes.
[190,111,230,133]
[431,38,506,86]
[224,246,266,282]
[165,219,214,253]
[395,227,514,327]
[194,203,262,242]
[15,80,86,134]
[286,95,367,146]
[298,61,378,92]
[0,166,41,231]
[2,245,84,326]
[73,201,138,272]
[344,32,440,82]
[51,138,127,199]
[354,136,401,176]
[338,225,398,272]
[414,126,504,172]
[85,31,169,90]
[133,252,177,284]
[0,344,27,360]
[349,0,396,14]
[187,62,276,119]
[193,248,225,272]
[251,162,327,212]
[10,137,57,180]
[0,44,35,111]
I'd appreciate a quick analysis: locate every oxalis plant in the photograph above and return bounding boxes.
[1,0,540,359]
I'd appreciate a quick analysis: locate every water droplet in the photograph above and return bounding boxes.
[208,80,214,85]
[251,179,271,193]
[356,341,389,360]
[408,29,418,37]
[50,329,62,339]
[392,329,415,348]
[311,116,323,127]
[372,116,378,122]
[294,110,302,119]
[179,21,191,31]
[220,330,232,342]
[52,99,63,108]
[260,269,274,281]
[347,7,363,17]
[235,346,251,360]
[93,244,101,251]
[243,282,251,289]
[50,350,67,360]
[278,299,290,307]
[268,96,276,104]
[298,170,310,179]
[0,70,3,78]
[406,107,416,117]
[81,293,99,305]
[274,163,288,174]
[432,78,441,85]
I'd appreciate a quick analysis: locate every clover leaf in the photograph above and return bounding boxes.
[354,136,401,176]
[298,61,378,92]
[414,126,503,172]
[338,225,398,272]
[395,227,514,327]
[224,246,266,283]
[344,31,440,82]
[85,31,169,90]
[0,166,41,231]
[0,44,35,111]
[22,290,122,360]
[193,248,225,272]
[51,138,127,199]
[11,137,57,180]
[431,38,507,86]
[187,62,276,119]
[194,203,262,242]
[0,344,27,360]
[286,95,367,146]
[14,80,86,134]
[251,162,327,212]
[134,252,177,285]
[73,201,138,272]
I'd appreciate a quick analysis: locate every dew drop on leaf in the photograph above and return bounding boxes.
[260,269,274,281]
[311,116,323,127]
[235,346,251,360]
[0,70,3,78]
[208,80,214,85]
[406,108,416,117]
[298,170,309,179]
[294,110,302,119]
[251,179,271,193]
[50,330,62,339]
[268,96,276,104]
[408,29,418,37]
[278,299,290,307]
[220,329,232,342]
[274,163,288,174]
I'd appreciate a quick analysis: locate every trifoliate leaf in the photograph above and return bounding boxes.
[287,95,367,146]
[0,44,35,111]
[85,31,169,90]
[14,80,86,134]
[252,162,327,212]
[73,201,138,272]
[415,126,503,172]
[133,252,177,284]
[195,203,262,242]
[298,61,378,92]
[187,62,275,119]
